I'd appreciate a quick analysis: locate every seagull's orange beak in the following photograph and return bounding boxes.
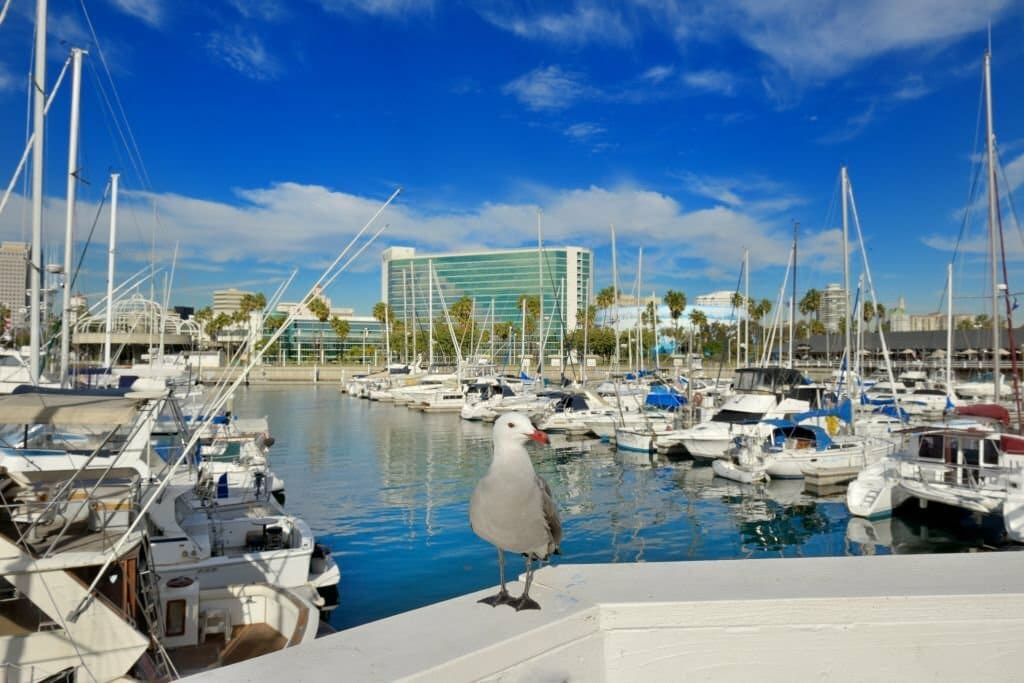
[528,429,548,445]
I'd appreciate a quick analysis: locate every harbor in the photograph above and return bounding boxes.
[4,1,1024,681]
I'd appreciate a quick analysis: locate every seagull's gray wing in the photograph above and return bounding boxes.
[536,474,562,557]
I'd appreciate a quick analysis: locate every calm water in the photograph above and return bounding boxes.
[231,384,1011,632]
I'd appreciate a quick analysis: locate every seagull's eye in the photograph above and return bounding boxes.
[507,422,515,428]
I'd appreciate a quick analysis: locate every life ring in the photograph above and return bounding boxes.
[693,393,704,407]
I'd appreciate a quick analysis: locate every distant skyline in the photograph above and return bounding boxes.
[1,1,1023,319]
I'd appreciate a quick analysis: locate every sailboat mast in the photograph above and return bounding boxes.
[104,173,119,369]
[403,264,411,366]
[427,260,434,368]
[841,166,852,384]
[743,248,749,366]
[611,224,619,367]
[29,0,48,382]
[537,209,544,374]
[947,263,953,397]
[789,222,797,368]
[60,47,84,386]
[402,269,409,364]
[384,302,390,365]
[637,248,643,371]
[984,50,1002,399]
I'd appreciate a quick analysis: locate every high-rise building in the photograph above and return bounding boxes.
[820,283,847,332]
[212,288,254,316]
[0,242,29,319]
[381,246,593,356]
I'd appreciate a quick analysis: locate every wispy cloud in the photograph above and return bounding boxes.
[107,0,165,28]
[891,74,932,101]
[317,0,434,17]
[640,64,674,84]
[676,172,804,215]
[564,122,606,141]
[682,69,738,96]
[206,28,282,81]
[817,103,877,144]
[694,0,1013,83]
[0,63,15,92]
[478,3,632,47]
[227,0,286,21]
[503,66,595,111]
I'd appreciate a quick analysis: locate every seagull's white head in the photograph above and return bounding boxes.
[494,412,548,448]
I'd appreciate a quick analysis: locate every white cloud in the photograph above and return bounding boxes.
[503,66,595,111]
[108,0,164,27]
[564,122,606,141]
[0,63,14,92]
[640,65,674,83]
[228,0,286,21]
[317,0,433,17]
[817,103,877,144]
[479,3,632,47]
[682,69,738,96]
[206,28,282,80]
[674,0,1013,83]
[891,74,932,101]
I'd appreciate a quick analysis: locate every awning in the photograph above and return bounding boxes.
[0,392,152,425]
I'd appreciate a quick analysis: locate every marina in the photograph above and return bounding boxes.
[229,384,1016,635]
[2,1,1024,680]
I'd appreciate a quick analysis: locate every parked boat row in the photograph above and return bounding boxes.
[0,371,340,680]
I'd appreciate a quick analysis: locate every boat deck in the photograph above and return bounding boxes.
[171,624,287,675]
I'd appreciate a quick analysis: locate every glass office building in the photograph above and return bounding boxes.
[381,246,593,358]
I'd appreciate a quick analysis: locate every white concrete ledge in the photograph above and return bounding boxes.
[189,553,1024,682]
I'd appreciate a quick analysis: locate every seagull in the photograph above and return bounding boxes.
[470,412,562,611]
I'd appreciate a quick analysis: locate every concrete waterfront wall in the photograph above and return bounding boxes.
[189,552,1024,682]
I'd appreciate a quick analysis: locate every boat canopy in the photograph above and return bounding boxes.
[955,404,1010,426]
[770,424,832,451]
[734,367,805,393]
[0,391,154,425]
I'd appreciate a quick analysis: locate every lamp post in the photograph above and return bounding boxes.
[362,328,368,371]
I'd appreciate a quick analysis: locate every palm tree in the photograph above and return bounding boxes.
[663,289,686,350]
[799,288,821,321]
[747,298,772,359]
[372,301,393,325]
[307,296,330,322]
[596,285,616,312]
[688,309,708,354]
[329,316,350,344]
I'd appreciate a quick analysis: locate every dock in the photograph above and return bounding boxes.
[188,551,1024,681]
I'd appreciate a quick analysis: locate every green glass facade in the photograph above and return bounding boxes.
[381,246,592,361]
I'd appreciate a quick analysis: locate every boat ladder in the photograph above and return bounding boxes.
[138,538,179,681]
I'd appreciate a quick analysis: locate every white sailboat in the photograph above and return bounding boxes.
[846,49,1024,538]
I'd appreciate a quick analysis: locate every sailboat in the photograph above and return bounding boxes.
[846,49,1024,540]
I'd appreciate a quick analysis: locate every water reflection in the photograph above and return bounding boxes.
[229,386,1009,632]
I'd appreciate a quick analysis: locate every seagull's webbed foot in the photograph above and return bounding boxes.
[510,594,541,611]
[478,589,513,607]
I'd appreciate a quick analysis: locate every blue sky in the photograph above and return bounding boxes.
[1,0,1024,318]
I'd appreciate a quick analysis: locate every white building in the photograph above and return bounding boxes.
[820,283,847,332]
[694,290,736,307]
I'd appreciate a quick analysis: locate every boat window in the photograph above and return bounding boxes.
[711,410,764,425]
[0,355,23,367]
[982,439,1000,466]
[165,599,187,637]
[961,439,980,467]
[917,435,942,460]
